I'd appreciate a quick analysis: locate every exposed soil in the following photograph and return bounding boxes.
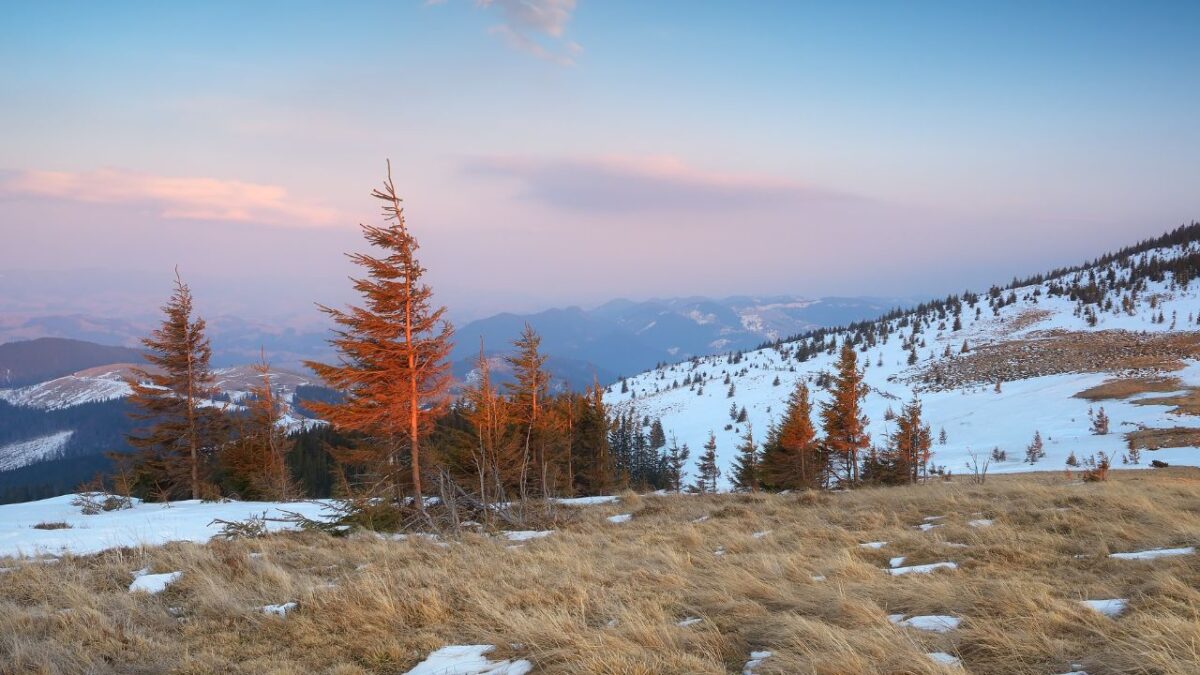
[917,330,1200,392]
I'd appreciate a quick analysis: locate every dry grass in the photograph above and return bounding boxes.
[1132,390,1200,416]
[1075,376,1184,401]
[1124,427,1200,451]
[3,471,1200,674]
[920,330,1200,391]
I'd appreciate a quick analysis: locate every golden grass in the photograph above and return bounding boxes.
[1075,376,1184,401]
[1124,427,1200,451]
[1131,389,1200,416]
[2,471,1200,674]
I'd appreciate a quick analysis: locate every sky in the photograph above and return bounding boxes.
[2,1,1198,323]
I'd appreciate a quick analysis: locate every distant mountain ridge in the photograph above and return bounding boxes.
[0,338,144,388]
[451,295,917,388]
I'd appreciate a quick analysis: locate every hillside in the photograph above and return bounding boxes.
[1,473,1197,673]
[0,337,143,388]
[0,363,326,502]
[451,295,912,388]
[606,224,1200,485]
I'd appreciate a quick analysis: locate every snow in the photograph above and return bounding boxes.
[742,650,772,674]
[0,494,333,559]
[552,495,619,506]
[502,530,554,542]
[894,615,961,632]
[886,562,958,576]
[968,519,994,528]
[752,530,771,538]
[889,556,906,568]
[405,645,532,675]
[0,369,133,410]
[1080,599,1127,617]
[604,243,1200,487]
[1109,546,1195,560]
[607,513,632,524]
[917,523,942,532]
[677,617,702,627]
[261,602,298,616]
[129,570,181,594]
[0,430,73,471]
[859,541,887,549]
[926,652,962,668]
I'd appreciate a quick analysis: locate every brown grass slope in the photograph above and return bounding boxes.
[2,471,1199,674]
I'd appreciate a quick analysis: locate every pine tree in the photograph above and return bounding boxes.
[304,163,454,510]
[891,396,932,483]
[819,342,870,484]
[461,339,511,512]
[126,270,226,500]
[665,436,690,493]
[1091,406,1109,435]
[730,424,760,492]
[761,380,822,489]
[1025,430,1045,464]
[505,323,552,499]
[222,352,297,501]
[693,432,720,493]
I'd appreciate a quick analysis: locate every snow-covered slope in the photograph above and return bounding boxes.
[0,431,74,472]
[606,237,1200,485]
[0,365,134,410]
[0,494,332,559]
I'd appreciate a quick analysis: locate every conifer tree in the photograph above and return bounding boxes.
[890,396,933,483]
[461,339,510,511]
[665,436,690,492]
[693,432,720,493]
[222,353,297,501]
[505,323,552,499]
[761,381,822,489]
[126,271,226,500]
[305,163,453,509]
[819,342,870,484]
[1091,407,1110,435]
[1025,430,1045,464]
[730,424,760,492]
[573,378,613,495]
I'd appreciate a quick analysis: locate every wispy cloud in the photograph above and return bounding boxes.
[471,0,581,65]
[464,154,860,213]
[0,168,340,227]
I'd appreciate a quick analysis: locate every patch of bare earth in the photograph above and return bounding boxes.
[918,330,1200,391]
[1075,376,1184,401]
[1125,427,1200,451]
[1003,308,1053,334]
[2,471,1200,674]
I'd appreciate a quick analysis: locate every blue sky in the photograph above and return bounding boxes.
[2,1,1198,319]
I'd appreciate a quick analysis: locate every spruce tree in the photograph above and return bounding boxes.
[665,436,690,493]
[693,432,720,493]
[505,323,553,499]
[761,380,822,489]
[126,270,226,500]
[305,163,454,509]
[819,342,870,484]
[730,424,760,492]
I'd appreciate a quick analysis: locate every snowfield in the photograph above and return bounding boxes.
[606,243,1200,486]
[0,430,74,471]
[0,495,333,559]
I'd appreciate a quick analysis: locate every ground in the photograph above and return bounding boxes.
[2,470,1199,674]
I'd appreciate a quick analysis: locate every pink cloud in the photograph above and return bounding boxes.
[464,154,861,213]
[0,168,341,227]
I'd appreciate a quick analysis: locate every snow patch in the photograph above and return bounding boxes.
[1080,599,1127,617]
[129,570,181,594]
[1108,546,1194,560]
[404,645,532,675]
[886,562,958,576]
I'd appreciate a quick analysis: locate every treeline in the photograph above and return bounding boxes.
[719,341,935,494]
[112,166,684,514]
